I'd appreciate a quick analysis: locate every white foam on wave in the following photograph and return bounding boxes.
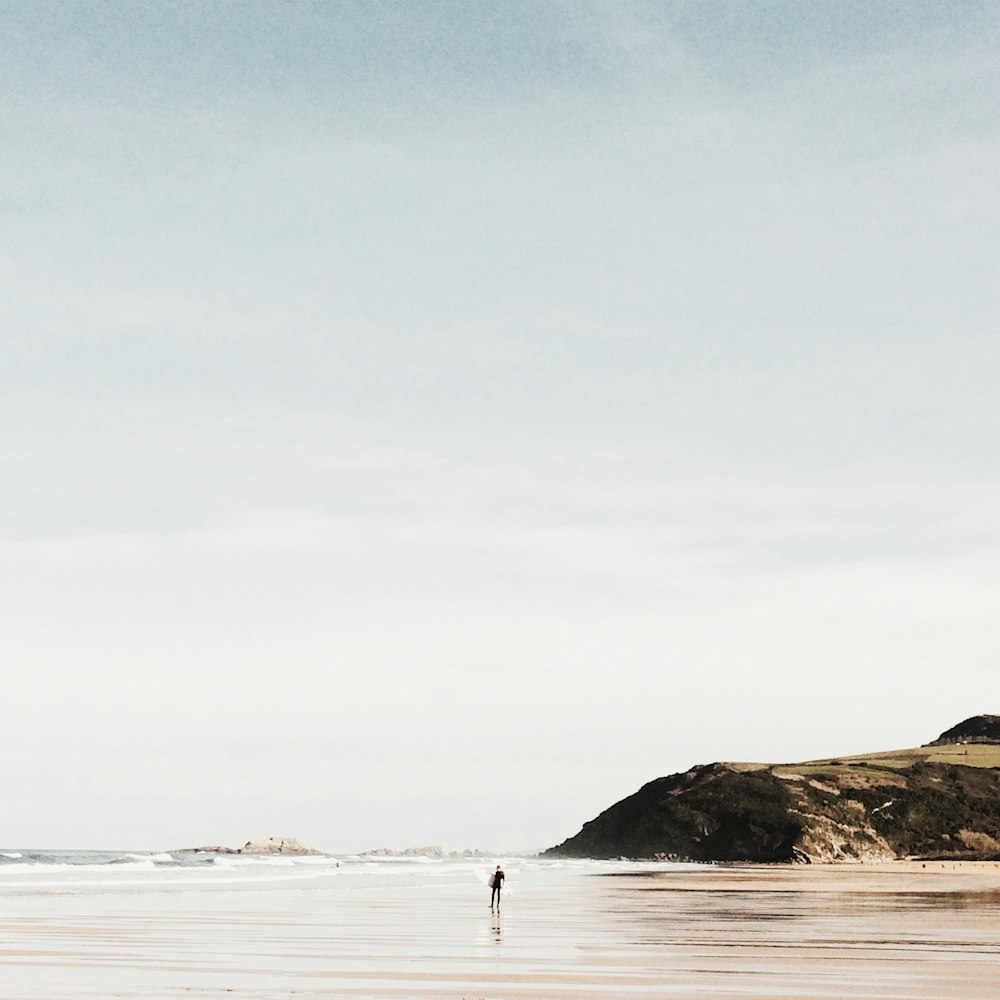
[0,850,246,876]
[0,851,559,893]
[120,854,161,867]
[212,854,297,868]
[0,860,160,875]
[0,866,341,892]
[0,856,345,892]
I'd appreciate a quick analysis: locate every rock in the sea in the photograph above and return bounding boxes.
[240,836,322,855]
[366,845,444,858]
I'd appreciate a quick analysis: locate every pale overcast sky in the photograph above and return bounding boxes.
[3,2,999,853]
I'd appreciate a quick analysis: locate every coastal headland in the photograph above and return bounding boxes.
[546,715,1000,863]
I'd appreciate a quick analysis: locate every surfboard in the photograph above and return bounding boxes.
[488,873,496,889]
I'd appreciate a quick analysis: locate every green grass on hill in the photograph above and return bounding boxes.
[740,743,1000,787]
[799,743,1000,770]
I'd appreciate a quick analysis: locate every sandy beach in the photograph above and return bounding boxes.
[2,856,1000,999]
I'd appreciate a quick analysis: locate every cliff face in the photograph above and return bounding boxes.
[545,718,1000,863]
[546,765,808,863]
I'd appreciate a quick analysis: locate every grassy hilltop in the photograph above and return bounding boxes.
[545,718,1000,863]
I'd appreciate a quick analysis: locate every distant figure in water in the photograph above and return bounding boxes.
[490,865,505,908]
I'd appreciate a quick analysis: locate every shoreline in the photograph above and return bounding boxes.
[3,856,1000,998]
[593,856,1000,899]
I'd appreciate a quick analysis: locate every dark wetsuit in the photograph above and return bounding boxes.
[491,868,504,907]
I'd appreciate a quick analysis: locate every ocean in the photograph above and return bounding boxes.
[3,849,1000,998]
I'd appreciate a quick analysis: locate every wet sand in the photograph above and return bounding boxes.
[586,861,1000,1000]
[2,860,1000,998]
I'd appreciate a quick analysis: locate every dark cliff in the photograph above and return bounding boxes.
[929,715,1000,745]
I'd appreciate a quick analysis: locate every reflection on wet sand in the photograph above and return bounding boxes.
[594,863,1000,999]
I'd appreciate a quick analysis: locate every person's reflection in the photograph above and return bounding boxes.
[491,911,502,943]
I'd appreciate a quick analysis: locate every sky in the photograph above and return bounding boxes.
[2,1,999,853]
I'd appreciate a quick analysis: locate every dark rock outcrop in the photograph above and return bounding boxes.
[928,715,1000,745]
[546,764,806,863]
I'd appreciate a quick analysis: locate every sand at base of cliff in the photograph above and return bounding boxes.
[2,859,1000,998]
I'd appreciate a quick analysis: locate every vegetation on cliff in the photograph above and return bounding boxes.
[544,717,1000,862]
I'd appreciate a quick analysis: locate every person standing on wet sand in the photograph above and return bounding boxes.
[490,865,504,909]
